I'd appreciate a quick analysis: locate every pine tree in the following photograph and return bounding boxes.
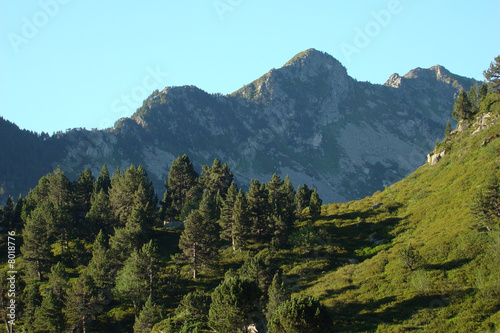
[309,189,322,218]
[274,175,296,245]
[74,168,95,224]
[219,182,238,244]
[66,271,101,333]
[199,158,234,203]
[167,155,199,216]
[452,89,473,121]
[479,82,489,100]
[13,194,24,231]
[233,189,251,251]
[21,204,53,280]
[47,262,69,304]
[3,196,14,230]
[114,241,158,311]
[295,184,313,221]
[133,295,161,333]
[267,296,332,333]
[266,272,291,323]
[179,209,218,279]
[33,289,65,333]
[484,55,500,91]
[247,179,270,241]
[85,189,114,239]
[468,83,480,114]
[93,164,111,195]
[87,230,113,289]
[208,276,261,333]
[19,281,41,333]
[444,120,452,138]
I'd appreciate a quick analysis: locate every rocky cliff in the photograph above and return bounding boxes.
[0,49,480,203]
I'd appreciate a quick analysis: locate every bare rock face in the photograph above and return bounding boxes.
[427,150,446,166]
[0,49,481,203]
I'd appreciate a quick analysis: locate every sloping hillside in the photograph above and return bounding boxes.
[290,92,500,331]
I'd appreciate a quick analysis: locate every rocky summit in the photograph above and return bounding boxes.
[0,48,479,203]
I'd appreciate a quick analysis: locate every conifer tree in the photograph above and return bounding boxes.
[3,196,14,230]
[219,182,238,244]
[309,189,322,218]
[87,230,113,289]
[444,120,452,138]
[93,164,111,195]
[21,204,53,280]
[208,276,261,332]
[484,55,500,91]
[13,194,24,231]
[267,296,331,333]
[66,271,101,333]
[33,289,65,333]
[266,272,291,323]
[166,155,199,216]
[452,89,473,121]
[179,209,218,279]
[295,184,313,221]
[85,189,114,239]
[114,241,158,311]
[247,179,270,241]
[47,262,69,305]
[200,158,234,202]
[133,295,161,333]
[74,168,95,222]
[233,189,251,251]
[19,281,41,333]
[479,82,489,100]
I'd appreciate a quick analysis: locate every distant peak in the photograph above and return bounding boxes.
[283,48,343,68]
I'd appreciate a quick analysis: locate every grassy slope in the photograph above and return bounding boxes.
[289,107,500,332]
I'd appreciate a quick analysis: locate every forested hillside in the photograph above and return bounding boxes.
[0,56,498,333]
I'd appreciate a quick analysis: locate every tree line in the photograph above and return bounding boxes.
[0,155,325,332]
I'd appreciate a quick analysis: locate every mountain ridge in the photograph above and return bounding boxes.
[0,49,480,203]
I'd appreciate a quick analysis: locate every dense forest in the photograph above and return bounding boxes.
[0,55,499,332]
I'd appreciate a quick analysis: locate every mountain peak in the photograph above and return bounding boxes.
[283,48,344,70]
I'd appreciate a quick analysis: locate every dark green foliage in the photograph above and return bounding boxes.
[66,271,103,332]
[19,281,41,333]
[444,119,452,138]
[33,289,65,333]
[179,208,218,279]
[87,230,113,289]
[309,189,322,218]
[470,175,500,232]
[175,290,211,323]
[85,188,114,239]
[133,295,161,333]
[266,272,291,323]
[453,89,474,121]
[484,55,500,91]
[247,179,270,241]
[3,196,14,230]
[47,262,69,304]
[238,256,273,296]
[267,296,332,333]
[398,243,421,271]
[94,164,111,194]
[166,155,199,216]
[114,240,158,311]
[74,168,95,224]
[232,190,251,251]
[479,82,489,101]
[208,276,261,333]
[219,182,238,245]
[295,184,313,220]
[21,203,53,280]
[200,158,234,202]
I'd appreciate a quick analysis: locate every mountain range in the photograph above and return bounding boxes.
[0,48,479,203]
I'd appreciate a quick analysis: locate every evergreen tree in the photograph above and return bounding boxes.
[309,189,322,218]
[87,230,113,289]
[444,120,452,138]
[267,174,284,242]
[21,203,53,280]
[200,158,234,203]
[267,296,332,333]
[47,262,69,304]
[452,89,474,121]
[159,187,174,222]
[114,241,158,311]
[295,184,313,221]
[3,196,14,230]
[166,155,199,216]
[238,257,273,295]
[479,82,489,101]
[175,291,211,323]
[208,276,261,333]
[133,295,161,333]
[468,83,480,114]
[484,55,500,91]
[74,168,95,223]
[179,209,218,279]
[266,272,291,323]
[85,189,114,239]
[93,164,111,195]
[13,194,24,231]
[219,182,238,244]
[247,179,270,241]
[19,281,41,333]
[274,175,296,245]
[66,271,101,333]
[33,289,65,333]
[233,189,251,251]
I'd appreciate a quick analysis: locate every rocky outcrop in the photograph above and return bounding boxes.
[427,150,446,166]
[0,49,480,203]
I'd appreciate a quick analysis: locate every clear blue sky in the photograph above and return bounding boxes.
[1,1,498,134]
